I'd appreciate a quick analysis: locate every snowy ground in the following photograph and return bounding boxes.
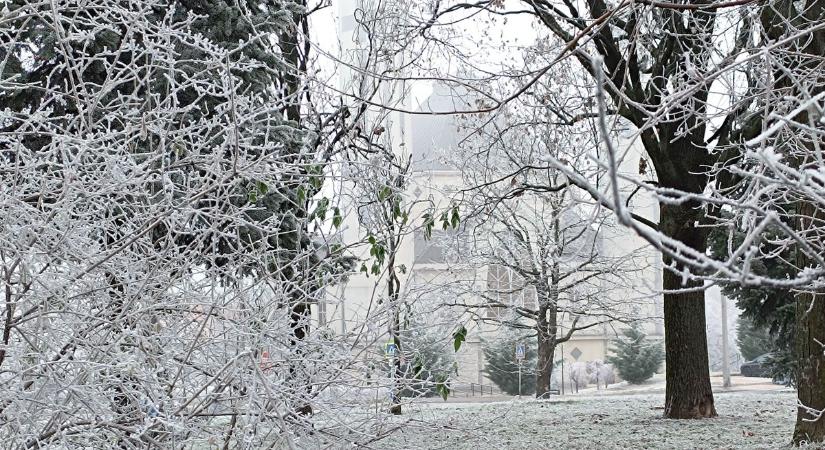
[376,389,800,449]
[435,374,788,403]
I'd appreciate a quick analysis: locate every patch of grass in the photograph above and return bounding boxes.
[379,391,799,449]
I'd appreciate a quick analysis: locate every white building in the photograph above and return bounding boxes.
[321,0,667,390]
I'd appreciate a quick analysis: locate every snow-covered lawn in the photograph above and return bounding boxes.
[378,390,799,449]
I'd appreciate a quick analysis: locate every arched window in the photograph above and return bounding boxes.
[485,265,536,318]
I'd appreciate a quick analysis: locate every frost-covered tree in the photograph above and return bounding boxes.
[482,328,536,396]
[0,0,376,446]
[607,325,664,384]
[360,0,824,439]
[375,0,745,417]
[437,75,648,398]
[709,216,796,381]
[348,142,415,414]
[720,2,824,439]
[393,312,457,399]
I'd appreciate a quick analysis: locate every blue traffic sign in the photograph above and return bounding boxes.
[515,343,526,360]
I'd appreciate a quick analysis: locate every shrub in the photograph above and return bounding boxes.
[482,331,536,396]
[607,325,664,384]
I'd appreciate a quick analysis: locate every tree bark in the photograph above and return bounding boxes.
[536,233,561,398]
[535,307,557,398]
[793,290,825,443]
[660,203,716,419]
[784,0,825,440]
[793,204,825,444]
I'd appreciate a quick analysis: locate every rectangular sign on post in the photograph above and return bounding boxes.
[515,343,526,361]
[385,342,398,358]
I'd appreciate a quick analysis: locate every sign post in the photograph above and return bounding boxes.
[385,341,398,358]
[560,343,565,395]
[385,341,398,402]
[515,343,526,398]
[721,294,731,388]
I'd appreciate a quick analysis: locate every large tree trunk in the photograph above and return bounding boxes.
[793,204,825,443]
[535,311,557,398]
[660,203,716,419]
[787,0,825,441]
[536,240,560,398]
[793,290,825,443]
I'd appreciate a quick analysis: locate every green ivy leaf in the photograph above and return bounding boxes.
[332,207,343,228]
[314,197,330,221]
[393,200,402,219]
[378,185,392,202]
[173,142,186,157]
[412,355,424,378]
[310,172,323,190]
[436,384,448,400]
[297,186,306,204]
[422,213,434,239]
[450,205,460,229]
[435,374,450,400]
[453,325,467,352]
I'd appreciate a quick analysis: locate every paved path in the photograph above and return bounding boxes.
[416,374,791,404]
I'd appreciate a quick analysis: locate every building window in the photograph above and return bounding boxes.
[485,265,537,318]
[413,228,466,264]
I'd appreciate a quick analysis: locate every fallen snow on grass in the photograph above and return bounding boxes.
[378,391,799,449]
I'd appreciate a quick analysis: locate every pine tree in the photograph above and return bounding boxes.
[736,317,773,362]
[708,216,796,383]
[607,325,664,384]
[482,332,536,396]
[399,326,455,399]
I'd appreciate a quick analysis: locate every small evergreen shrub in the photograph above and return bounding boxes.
[482,332,536,396]
[607,325,664,384]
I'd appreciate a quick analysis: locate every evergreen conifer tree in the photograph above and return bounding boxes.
[708,217,796,383]
[607,325,664,384]
[482,332,536,396]
[737,317,773,362]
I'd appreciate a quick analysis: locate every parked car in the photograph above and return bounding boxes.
[740,354,773,378]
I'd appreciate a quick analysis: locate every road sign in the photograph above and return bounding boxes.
[515,343,526,361]
[385,342,398,357]
[515,343,526,398]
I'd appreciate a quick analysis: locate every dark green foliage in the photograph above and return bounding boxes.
[453,325,467,352]
[401,335,455,399]
[0,1,351,424]
[737,316,773,362]
[607,325,664,384]
[482,332,536,396]
[708,216,796,384]
[377,325,455,399]
[0,0,354,287]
